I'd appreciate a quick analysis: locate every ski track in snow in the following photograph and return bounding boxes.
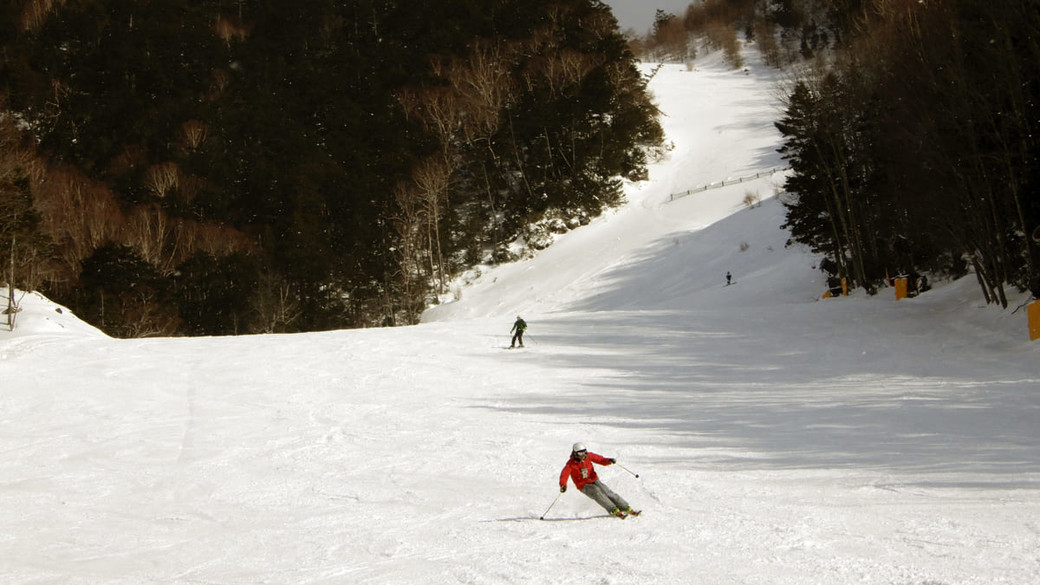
[2,51,1039,585]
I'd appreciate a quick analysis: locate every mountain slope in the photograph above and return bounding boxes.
[1,50,1038,585]
[425,55,795,322]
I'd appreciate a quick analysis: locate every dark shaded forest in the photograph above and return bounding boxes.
[638,0,1039,305]
[5,0,1036,338]
[775,0,1040,305]
[0,0,663,336]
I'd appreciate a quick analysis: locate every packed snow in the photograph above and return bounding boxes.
[2,50,1038,585]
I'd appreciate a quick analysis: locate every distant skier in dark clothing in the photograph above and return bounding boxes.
[726,271,732,285]
[510,316,527,348]
[559,442,638,518]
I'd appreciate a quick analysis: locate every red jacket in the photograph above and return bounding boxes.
[559,452,613,491]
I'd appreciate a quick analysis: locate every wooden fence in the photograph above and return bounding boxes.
[668,167,789,202]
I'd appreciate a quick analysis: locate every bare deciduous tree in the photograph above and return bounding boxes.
[1,111,47,327]
[19,0,63,32]
[251,271,300,333]
[390,181,429,324]
[144,162,180,199]
[440,40,516,143]
[180,120,208,151]
[214,16,248,46]
[412,156,453,295]
[34,167,121,280]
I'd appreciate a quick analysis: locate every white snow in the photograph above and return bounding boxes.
[2,50,1038,585]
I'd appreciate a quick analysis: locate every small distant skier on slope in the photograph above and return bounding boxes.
[559,442,639,518]
[510,316,527,348]
[726,271,733,285]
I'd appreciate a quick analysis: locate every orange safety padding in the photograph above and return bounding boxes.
[1028,299,1040,341]
[894,278,908,300]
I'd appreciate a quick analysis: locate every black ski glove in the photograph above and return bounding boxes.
[609,458,617,464]
[560,485,567,493]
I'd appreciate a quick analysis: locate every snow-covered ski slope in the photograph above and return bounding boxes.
[2,50,1038,585]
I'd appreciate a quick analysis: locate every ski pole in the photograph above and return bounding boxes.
[540,492,563,520]
[617,463,640,478]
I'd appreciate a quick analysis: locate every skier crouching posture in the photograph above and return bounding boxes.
[559,442,638,518]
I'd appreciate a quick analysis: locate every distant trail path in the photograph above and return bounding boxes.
[424,55,789,322]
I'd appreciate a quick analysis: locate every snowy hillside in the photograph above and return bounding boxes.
[2,50,1038,585]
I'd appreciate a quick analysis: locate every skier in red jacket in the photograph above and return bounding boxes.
[559,442,638,518]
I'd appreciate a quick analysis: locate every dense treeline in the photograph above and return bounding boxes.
[0,0,662,336]
[775,0,1040,304]
[636,0,1039,305]
[633,0,848,68]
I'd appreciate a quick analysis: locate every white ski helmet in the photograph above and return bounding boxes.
[572,442,587,453]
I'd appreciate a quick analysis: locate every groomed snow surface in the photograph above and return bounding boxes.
[2,51,1038,585]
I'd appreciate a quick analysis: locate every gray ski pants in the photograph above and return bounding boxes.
[581,480,630,513]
